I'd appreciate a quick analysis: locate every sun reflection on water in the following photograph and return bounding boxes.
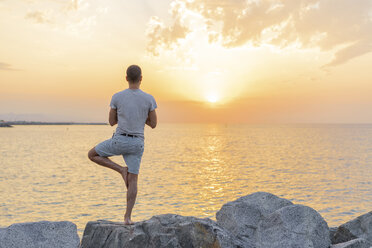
[0,124,371,239]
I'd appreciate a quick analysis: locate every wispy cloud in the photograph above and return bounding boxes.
[147,0,372,66]
[0,62,18,71]
[25,10,52,24]
[66,0,90,12]
[21,0,104,36]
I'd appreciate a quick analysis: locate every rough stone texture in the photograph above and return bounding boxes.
[330,238,372,248]
[330,227,339,242]
[332,211,372,244]
[80,214,240,248]
[0,228,5,242]
[216,192,293,244]
[0,221,80,248]
[256,204,331,248]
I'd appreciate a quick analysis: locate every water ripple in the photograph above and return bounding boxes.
[0,124,371,239]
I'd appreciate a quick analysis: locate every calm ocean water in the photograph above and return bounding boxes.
[0,124,371,238]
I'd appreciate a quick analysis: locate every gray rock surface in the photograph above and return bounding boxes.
[330,227,339,242]
[80,214,239,248]
[2,192,369,248]
[332,211,372,244]
[330,238,372,248]
[0,221,80,248]
[256,204,331,248]
[216,191,293,244]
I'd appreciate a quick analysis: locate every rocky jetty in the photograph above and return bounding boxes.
[0,121,12,127]
[80,192,371,248]
[1,192,371,248]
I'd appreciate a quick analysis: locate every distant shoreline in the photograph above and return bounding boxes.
[0,123,13,127]
[3,121,108,126]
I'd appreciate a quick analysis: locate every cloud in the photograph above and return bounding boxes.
[66,0,89,12]
[21,0,102,37]
[0,62,18,71]
[324,40,372,67]
[147,0,372,66]
[146,1,190,56]
[25,10,52,24]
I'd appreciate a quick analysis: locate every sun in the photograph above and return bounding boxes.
[206,93,219,103]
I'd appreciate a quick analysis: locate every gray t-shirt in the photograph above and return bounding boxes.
[110,89,157,139]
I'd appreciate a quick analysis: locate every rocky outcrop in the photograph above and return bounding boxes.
[81,192,334,248]
[216,192,293,245]
[2,192,371,248]
[0,221,80,248]
[80,214,239,248]
[256,204,331,248]
[332,211,372,244]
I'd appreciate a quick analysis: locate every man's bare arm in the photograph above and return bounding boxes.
[109,108,118,126]
[146,110,157,129]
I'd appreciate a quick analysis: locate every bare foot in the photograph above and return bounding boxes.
[124,217,134,225]
[120,167,128,189]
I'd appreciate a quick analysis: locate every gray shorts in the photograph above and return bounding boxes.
[95,134,144,174]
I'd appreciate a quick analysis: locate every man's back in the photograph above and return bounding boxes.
[110,88,157,139]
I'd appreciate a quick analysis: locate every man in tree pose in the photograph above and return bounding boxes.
[88,65,157,225]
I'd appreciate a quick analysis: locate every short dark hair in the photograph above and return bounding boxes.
[126,65,142,83]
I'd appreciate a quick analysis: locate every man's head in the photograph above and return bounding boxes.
[126,65,142,84]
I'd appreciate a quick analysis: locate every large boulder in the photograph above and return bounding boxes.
[256,204,331,248]
[80,214,239,248]
[0,221,80,248]
[216,192,293,244]
[332,211,372,244]
[330,238,372,248]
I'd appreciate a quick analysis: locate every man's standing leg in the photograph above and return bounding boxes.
[124,172,138,225]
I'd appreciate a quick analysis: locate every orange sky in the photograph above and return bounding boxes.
[1,0,372,123]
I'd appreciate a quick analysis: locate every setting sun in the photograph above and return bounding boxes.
[206,93,219,103]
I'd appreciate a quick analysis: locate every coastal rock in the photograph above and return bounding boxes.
[0,221,80,248]
[256,204,331,248]
[330,227,339,241]
[330,238,372,248]
[332,211,372,244]
[80,214,239,248]
[216,191,293,244]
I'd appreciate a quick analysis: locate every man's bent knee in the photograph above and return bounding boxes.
[88,148,98,161]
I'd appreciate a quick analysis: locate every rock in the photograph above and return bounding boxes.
[332,211,372,244]
[0,221,80,248]
[330,238,372,248]
[80,214,239,248]
[330,227,338,241]
[256,204,331,248]
[0,228,5,241]
[216,191,293,244]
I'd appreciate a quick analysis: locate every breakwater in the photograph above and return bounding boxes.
[1,192,371,248]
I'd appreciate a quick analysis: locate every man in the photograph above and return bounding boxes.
[88,65,157,225]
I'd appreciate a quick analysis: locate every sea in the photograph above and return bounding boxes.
[0,124,371,239]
